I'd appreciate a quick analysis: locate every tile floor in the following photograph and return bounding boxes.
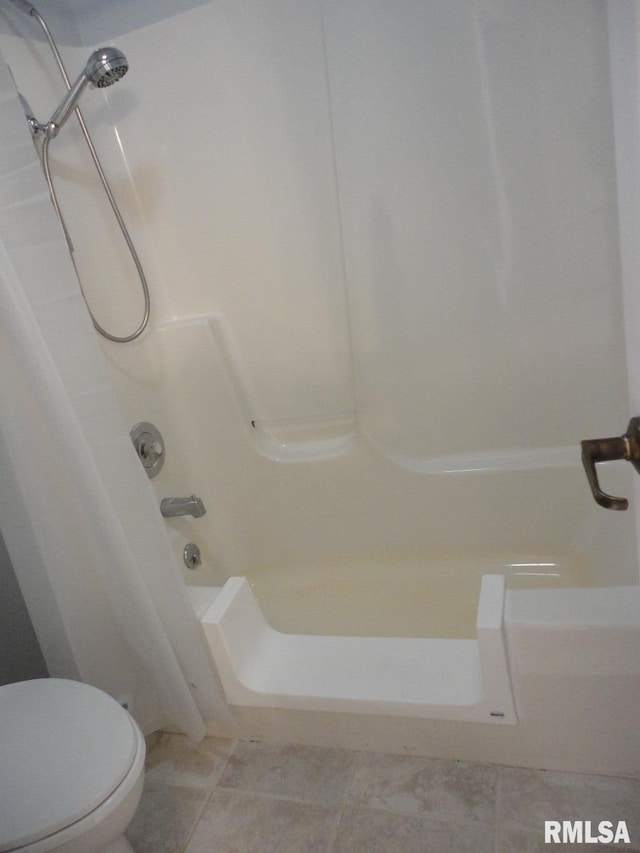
[127,734,640,852]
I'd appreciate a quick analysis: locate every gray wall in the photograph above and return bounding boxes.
[0,526,48,686]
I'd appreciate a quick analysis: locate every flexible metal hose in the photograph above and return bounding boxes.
[30,7,150,343]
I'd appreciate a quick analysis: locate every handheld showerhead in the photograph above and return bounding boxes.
[84,47,129,89]
[47,47,128,137]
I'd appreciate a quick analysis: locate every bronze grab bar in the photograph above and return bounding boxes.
[581,417,640,510]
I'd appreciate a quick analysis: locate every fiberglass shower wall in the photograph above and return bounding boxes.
[327,0,626,462]
[47,1,631,576]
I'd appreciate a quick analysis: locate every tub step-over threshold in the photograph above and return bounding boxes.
[196,574,516,724]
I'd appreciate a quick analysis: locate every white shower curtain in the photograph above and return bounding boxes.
[0,56,231,738]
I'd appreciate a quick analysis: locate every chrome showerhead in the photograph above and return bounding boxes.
[47,47,128,137]
[84,47,128,89]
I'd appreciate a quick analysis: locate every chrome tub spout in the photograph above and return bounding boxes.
[160,495,206,519]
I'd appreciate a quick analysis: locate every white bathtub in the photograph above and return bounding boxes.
[88,0,640,774]
[1,0,639,776]
[103,318,640,775]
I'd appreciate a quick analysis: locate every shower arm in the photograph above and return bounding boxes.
[19,5,151,343]
[580,417,640,510]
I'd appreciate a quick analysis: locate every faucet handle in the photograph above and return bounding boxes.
[580,417,640,510]
[130,421,165,479]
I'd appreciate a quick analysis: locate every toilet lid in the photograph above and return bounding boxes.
[0,678,140,852]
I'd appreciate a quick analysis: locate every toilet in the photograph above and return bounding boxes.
[0,678,146,853]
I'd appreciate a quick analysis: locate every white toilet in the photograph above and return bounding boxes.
[0,678,146,853]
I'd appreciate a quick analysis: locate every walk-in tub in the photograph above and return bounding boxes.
[2,0,639,775]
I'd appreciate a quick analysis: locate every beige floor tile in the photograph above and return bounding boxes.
[498,766,640,842]
[184,789,340,852]
[346,752,498,823]
[129,736,640,852]
[144,732,235,788]
[126,779,209,853]
[219,740,358,805]
[333,807,494,853]
[496,826,547,852]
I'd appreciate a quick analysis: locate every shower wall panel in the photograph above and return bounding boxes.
[14,0,634,578]
[84,0,356,440]
[68,0,629,463]
[323,0,628,464]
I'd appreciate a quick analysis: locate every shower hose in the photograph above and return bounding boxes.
[30,6,150,343]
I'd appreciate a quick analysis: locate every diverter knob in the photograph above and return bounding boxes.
[130,421,165,479]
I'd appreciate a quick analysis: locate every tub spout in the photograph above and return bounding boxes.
[160,495,206,518]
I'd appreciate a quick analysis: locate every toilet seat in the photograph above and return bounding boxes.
[0,679,142,852]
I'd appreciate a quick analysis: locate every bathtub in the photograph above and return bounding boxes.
[6,0,633,774]
[102,316,640,775]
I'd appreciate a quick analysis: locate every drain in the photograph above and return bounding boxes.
[183,542,202,569]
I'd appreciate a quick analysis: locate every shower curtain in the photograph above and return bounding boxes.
[0,55,231,738]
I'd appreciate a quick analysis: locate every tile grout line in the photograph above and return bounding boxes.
[493,765,503,853]
[178,736,239,853]
[494,763,505,829]
[325,748,364,852]
[179,786,215,853]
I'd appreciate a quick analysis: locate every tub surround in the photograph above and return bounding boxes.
[0,0,639,779]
